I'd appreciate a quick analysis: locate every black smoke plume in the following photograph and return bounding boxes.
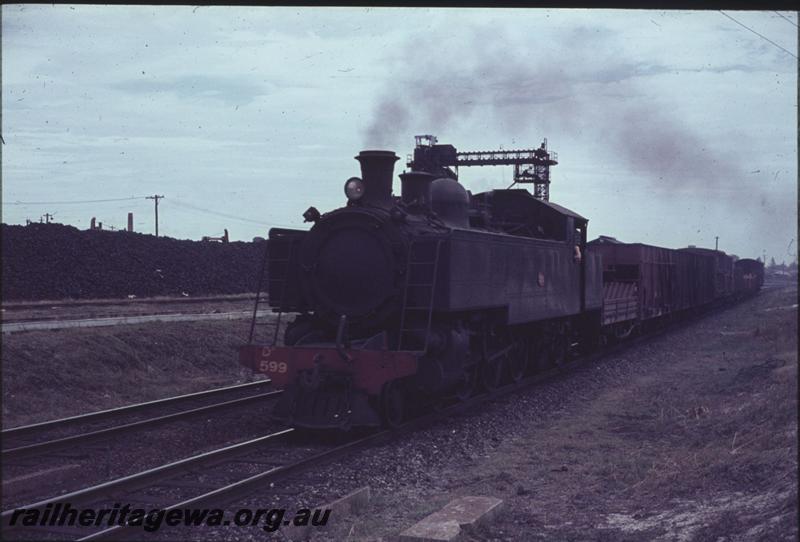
[362,25,746,194]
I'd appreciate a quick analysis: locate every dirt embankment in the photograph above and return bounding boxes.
[1,222,266,301]
[469,287,798,541]
[1,319,255,428]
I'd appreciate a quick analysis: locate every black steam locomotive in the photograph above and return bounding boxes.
[238,137,762,430]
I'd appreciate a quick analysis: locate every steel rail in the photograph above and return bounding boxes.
[2,309,263,325]
[0,430,296,528]
[2,390,282,461]
[2,311,272,333]
[3,380,272,439]
[1,294,258,311]
[78,430,389,541]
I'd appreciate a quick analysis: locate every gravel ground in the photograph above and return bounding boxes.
[136,286,796,542]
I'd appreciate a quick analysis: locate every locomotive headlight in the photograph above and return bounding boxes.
[344,177,365,201]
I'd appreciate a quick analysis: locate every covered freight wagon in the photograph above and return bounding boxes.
[588,237,717,336]
[734,258,765,296]
[680,246,736,299]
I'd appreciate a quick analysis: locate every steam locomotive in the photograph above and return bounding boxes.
[238,137,763,430]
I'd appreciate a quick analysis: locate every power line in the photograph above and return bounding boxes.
[168,198,299,230]
[170,199,290,228]
[3,196,149,206]
[773,11,798,28]
[5,193,301,232]
[719,11,798,60]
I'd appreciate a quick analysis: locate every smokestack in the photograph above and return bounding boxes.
[400,171,436,207]
[127,212,134,232]
[90,217,96,230]
[355,150,399,207]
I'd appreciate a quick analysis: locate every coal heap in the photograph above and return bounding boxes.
[2,223,267,301]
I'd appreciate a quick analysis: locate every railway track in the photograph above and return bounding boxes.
[1,311,272,334]
[0,346,615,541]
[1,299,748,540]
[2,380,281,463]
[1,428,356,540]
[1,294,257,312]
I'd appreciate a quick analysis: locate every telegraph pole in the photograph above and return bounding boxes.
[146,195,164,237]
[43,212,54,224]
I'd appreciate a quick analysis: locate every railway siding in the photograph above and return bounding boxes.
[2,310,272,334]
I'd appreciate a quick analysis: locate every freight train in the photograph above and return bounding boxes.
[238,137,764,430]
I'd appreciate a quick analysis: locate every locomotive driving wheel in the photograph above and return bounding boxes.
[550,322,570,370]
[380,380,405,428]
[480,326,509,391]
[481,359,504,391]
[527,334,547,374]
[431,395,449,412]
[456,364,478,402]
[506,338,528,383]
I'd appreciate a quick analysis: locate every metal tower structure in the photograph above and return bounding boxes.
[407,136,558,201]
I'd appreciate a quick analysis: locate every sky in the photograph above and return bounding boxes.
[2,6,797,264]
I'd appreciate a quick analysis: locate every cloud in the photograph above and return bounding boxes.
[111,74,269,106]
